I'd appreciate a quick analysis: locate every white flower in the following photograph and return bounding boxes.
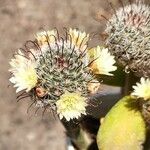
[68,28,89,51]
[35,30,57,46]
[9,50,37,93]
[56,91,87,121]
[89,46,117,76]
[131,77,150,100]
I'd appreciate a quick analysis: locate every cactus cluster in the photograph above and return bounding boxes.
[10,28,112,120]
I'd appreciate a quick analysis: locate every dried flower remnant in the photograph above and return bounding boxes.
[131,77,150,101]
[9,28,106,121]
[87,80,101,94]
[105,1,150,77]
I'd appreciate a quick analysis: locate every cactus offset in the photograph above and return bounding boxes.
[105,1,150,77]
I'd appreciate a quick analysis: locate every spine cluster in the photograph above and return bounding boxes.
[105,1,150,77]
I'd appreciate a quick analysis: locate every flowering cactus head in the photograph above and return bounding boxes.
[9,28,117,121]
[33,29,93,106]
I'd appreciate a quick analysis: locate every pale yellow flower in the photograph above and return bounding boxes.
[89,46,117,76]
[131,77,150,100]
[9,50,27,73]
[9,50,37,93]
[35,30,57,46]
[68,28,89,51]
[56,91,87,121]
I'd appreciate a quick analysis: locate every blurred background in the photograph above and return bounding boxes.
[0,0,149,149]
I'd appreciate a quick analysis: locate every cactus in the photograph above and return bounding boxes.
[97,96,146,150]
[105,1,150,77]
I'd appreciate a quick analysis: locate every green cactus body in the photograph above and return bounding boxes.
[97,96,146,150]
[37,44,91,94]
[32,34,94,109]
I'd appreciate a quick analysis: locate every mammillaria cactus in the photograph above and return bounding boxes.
[105,1,150,77]
[9,28,117,121]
